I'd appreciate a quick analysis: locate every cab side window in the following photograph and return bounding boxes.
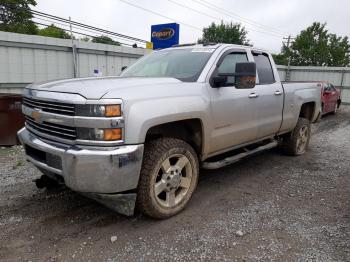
[253,52,275,84]
[217,53,248,86]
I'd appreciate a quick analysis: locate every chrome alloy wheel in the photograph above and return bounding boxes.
[296,125,309,154]
[153,154,192,208]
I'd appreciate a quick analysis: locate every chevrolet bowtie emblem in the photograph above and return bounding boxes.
[32,109,42,123]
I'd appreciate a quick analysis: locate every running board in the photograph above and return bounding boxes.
[202,140,278,170]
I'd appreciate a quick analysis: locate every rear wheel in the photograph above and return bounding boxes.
[281,117,311,156]
[137,138,199,219]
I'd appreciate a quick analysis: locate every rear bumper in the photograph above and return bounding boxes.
[17,127,144,194]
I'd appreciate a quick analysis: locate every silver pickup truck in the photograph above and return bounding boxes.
[18,44,321,218]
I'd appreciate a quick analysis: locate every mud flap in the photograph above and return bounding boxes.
[83,193,137,216]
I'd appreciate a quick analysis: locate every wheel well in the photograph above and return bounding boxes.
[299,102,315,120]
[145,119,203,155]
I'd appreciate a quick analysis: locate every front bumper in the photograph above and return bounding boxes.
[17,127,144,194]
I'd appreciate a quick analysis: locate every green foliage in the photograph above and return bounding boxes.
[38,24,71,39]
[275,22,350,66]
[92,35,120,46]
[79,36,90,42]
[272,53,288,65]
[0,0,38,34]
[327,33,350,66]
[198,21,250,46]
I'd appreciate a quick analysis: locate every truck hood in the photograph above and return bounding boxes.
[27,77,183,100]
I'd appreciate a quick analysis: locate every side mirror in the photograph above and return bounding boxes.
[212,76,227,87]
[121,66,127,71]
[235,62,256,89]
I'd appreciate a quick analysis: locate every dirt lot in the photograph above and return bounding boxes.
[1,107,349,262]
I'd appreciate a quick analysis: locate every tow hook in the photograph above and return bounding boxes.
[34,175,61,190]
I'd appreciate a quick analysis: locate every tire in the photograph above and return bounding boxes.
[137,138,199,219]
[281,117,311,156]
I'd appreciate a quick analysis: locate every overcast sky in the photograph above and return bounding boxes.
[34,0,350,53]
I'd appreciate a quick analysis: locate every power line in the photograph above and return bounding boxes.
[33,21,136,47]
[31,10,147,43]
[167,0,221,23]
[191,0,289,37]
[166,0,283,38]
[32,16,138,45]
[31,9,148,44]
[11,5,147,45]
[194,0,288,36]
[118,0,283,39]
[117,0,203,32]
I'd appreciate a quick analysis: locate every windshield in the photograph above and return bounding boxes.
[120,48,214,82]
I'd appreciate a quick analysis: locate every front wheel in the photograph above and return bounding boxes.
[281,117,311,156]
[137,138,199,219]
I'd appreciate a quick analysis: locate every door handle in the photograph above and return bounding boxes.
[248,93,259,98]
[274,90,282,96]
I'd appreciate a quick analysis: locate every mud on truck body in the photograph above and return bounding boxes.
[18,44,321,218]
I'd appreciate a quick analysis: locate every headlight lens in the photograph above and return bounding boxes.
[77,128,122,141]
[75,104,121,117]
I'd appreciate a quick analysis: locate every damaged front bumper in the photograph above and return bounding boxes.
[18,127,144,216]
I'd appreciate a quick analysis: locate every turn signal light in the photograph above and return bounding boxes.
[104,128,122,141]
[105,105,121,117]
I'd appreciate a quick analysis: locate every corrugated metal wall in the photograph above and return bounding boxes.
[0,31,349,104]
[0,31,150,94]
[277,65,350,104]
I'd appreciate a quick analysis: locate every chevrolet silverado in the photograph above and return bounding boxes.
[18,44,321,218]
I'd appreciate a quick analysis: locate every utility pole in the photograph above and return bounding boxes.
[283,35,294,81]
[69,16,77,78]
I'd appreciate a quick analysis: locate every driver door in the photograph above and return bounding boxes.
[207,50,259,154]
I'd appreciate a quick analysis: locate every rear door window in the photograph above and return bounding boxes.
[252,52,275,84]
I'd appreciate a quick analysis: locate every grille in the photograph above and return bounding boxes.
[25,116,77,141]
[23,97,75,116]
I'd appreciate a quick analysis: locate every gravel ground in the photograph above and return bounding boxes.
[0,107,349,262]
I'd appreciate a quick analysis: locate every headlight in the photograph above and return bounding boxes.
[77,128,122,141]
[75,104,121,117]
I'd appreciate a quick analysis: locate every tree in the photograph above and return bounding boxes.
[198,21,250,46]
[272,53,288,65]
[0,0,38,34]
[327,33,350,66]
[275,22,350,66]
[38,24,71,39]
[92,35,120,46]
[79,36,90,42]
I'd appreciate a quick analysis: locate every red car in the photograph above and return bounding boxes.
[320,82,342,115]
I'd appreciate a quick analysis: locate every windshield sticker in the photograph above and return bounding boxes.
[191,48,215,53]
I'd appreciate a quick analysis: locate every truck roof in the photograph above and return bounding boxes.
[161,43,270,54]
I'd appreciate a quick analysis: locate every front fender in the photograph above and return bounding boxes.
[123,96,211,145]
